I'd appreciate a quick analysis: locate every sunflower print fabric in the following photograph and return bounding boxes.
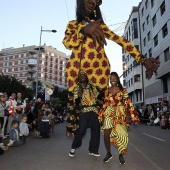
[98,88,139,154]
[63,20,143,92]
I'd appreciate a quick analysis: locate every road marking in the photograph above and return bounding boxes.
[130,142,163,170]
[142,133,166,142]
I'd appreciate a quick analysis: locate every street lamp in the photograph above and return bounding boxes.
[35,26,57,101]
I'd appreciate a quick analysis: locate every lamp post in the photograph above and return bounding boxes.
[35,26,57,101]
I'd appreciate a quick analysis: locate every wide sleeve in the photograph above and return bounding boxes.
[123,89,139,124]
[62,20,86,50]
[101,24,142,63]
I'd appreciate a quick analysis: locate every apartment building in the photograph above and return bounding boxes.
[122,5,144,106]
[0,45,68,88]
[139,0,170,105]
[123,0,170,106]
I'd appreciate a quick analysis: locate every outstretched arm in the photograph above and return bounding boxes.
[102,24,160,79]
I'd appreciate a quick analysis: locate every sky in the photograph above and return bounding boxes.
[0,0,142,78]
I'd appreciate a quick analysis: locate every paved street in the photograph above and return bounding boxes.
[0,122,170,170]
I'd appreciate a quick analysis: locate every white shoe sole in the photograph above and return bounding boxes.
[104,156,113,163]
[88,152,100,157]
[69,153,75,157]
[119,161,125,165]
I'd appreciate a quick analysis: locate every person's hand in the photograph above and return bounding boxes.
[83,19,107,46]
[143,58,160,79]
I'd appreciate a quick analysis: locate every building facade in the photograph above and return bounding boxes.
[123,0,170,106]
[122,5,144,106]
[0,45,68,88]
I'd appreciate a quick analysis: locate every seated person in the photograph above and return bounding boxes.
[39,111,52,138]
[7,120,23,147]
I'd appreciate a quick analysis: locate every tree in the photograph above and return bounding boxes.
[0,74,34,100]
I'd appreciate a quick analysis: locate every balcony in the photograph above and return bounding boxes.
[28,59,37,66]
[133,66,142,76]
[28,68,36,73]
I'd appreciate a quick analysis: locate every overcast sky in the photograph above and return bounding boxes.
[0,0,142,78]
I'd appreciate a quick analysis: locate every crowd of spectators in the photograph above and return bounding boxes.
[137,102,170,129]
[0,92,66,155]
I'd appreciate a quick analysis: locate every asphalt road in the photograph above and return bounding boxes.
[0,122,169,170]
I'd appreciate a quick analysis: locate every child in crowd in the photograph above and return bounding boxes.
[50,114,55,133]
[160,114,166,129]
[19,114,29,144]
[8,120,23,147]
[39,110,52,138]
[31,118,39,138]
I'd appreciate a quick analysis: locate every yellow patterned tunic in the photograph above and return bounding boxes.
[98,88,139,154]
[63,20,142,92]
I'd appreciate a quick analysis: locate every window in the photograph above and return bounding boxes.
[12,68,14,71]
[123,80,126,87]
[164,48,170,62]
[147,31,151,41]
[163,78,168,93]
[12,62,15,65]
[155,56,160,62]
[162,23,168,38]
[13,55,15,59]
[149,48,152,58]
[145,0,148,9]
[18,54,21,58]
[152,15,156,27]
[151,0,154,8]
[145,70,148,79]
[154,35,158,47]
[146,15,149,25]
[144,53,147,59]
[22,73,25,77]
[23,67,25,70]
[134,75,141,82]
[131,78,133,85]
[132,18,138,39]
[141,8,144,16]
[143,38,146,46]
[135,45,139,51]
[18,68,20,71]
[18,60,21,64]
[142,22,145,31]
[160,1,165,16]
[23,60,26,64]
[24,53,27,58]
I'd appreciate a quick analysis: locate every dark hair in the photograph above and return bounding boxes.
[45,110,52,116]
[76,0,104,23]
[11,120,19,126]
[110,72,123,90]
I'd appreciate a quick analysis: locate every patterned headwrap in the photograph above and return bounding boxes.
[78,69,87,76]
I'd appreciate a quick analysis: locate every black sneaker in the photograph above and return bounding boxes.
[88,152,100,157]
[119,154,125,165]
[69,149,75,157]
[103,152,113,162]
